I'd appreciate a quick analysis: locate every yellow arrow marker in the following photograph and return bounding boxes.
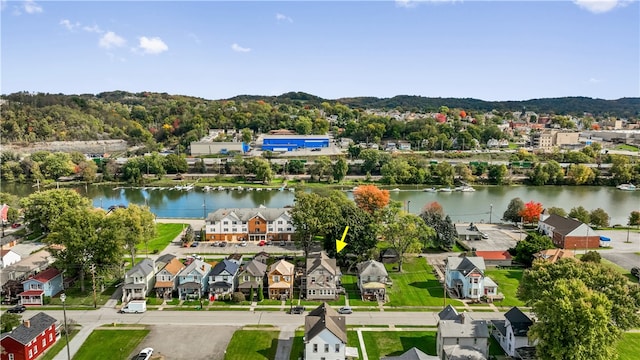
[336,226,349,253]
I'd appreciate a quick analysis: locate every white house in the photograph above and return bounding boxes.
[177,259,212,300]
[0,249,21,269]
[437,306,489,360]
[492,307,535,357]
[209,259,239,297]
[122,258,157,302]
[304,303,357,360]
[444,256,498,301]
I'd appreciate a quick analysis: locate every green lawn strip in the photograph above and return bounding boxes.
[347,330,362,360]
[618,332,640,360]
[300,295,345,307]
[257,299,283,306]
[484,268,525,307]
[385,257,463,307]
[290,330,305,360]
[224,330,279,360]
[39,329,79,360]
[341,274,377,307]
[137,223,185,254]
[73,329,149,360]
[362,331,436,359]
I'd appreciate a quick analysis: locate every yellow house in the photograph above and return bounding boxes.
[268,259,294,300]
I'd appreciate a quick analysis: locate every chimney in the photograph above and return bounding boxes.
[24,320,31,328]
[459,313,465,324]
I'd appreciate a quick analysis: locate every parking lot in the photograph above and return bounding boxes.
[134,325,238,360]
[459,224,520,251]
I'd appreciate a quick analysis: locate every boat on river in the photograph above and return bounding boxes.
[423,187,437,192]
[616,184,637,191]
[439,187,453,193]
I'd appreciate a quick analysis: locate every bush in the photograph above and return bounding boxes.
[581,251,602,263]
[232,292,245,303]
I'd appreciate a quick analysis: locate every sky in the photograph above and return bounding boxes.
[1,0,639,101]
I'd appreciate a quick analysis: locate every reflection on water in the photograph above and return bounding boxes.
[1,182,638,225]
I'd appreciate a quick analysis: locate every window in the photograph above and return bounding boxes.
[324,344,329,352]
[313,344,318,353]
[273,275,280,282]
[42,339,46,347]
[223,221,229,225]
[232,221,238,225]
[34,345,38,353]
[223,228,229,232]
[223,276,228,282]
[287,227,292,231]
[278,228,283,232]
[8,354,14,360]
[278,220,283,224]
[29,349,33,358]
[335,344,340,352]
[49,333,53,342]
[232,228,237,232]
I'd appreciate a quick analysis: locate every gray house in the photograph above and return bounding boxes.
[304,251,341,301]
[122,258,157,302]
[381,347,438,360]
[437,306,489,360]
[356,260,389,301]
[209,259,239,297]
[237,259,267,299]
[492,307,535,358]
[177,259,212,300]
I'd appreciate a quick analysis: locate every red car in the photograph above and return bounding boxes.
[258,240,266,246]
[11,223,21,228]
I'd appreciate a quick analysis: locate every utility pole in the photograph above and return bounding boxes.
[90,264,97,309]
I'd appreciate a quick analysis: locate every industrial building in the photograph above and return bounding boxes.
[261,135,330,152]
[190,141,249,156]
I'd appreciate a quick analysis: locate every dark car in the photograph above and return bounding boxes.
[190,242,199,247]
[219,241,227,247]
[290,306,305,314]
[6,305,26,313]
[310,148,321,152]
[632,267,640,280]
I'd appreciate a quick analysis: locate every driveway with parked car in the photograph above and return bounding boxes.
[133,325,237,360]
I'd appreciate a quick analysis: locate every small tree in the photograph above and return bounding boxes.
[519,201,543,224]
[258,284,264,301]
[503,197,525,224]
[508,233,554,267]
[629,211,640,229]
[589,208,610,228]
[232,292,245,303]
[581,251,602,263]
[569,206,590,224]
[1,313,21,332]
[249,287,255,302]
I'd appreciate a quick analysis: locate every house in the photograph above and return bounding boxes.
[122,258,156,303]
[537,213,599,249]
[304,251,341,301]
[177,259,212,300]
[356,260,389,301]
[267,259,294,300]
[0,312,58,360]
[209,259,240,297]
[456,223,483,241]
[474,251,512,267]
[1,249,21,269]
[381,347,438,360]
[18,268,63,306]
[253,251,270,264]
[379,248,399,264]
[437,307,489,360]
[237,259,267,300]
[532,248,575,263]
[226,253,244,265]
[444,257,499,301]
[154,257,184,299]
[155,253,177,270]
[398,141,412,151]
[304,303,354,360]
[205,207,295,243]
[492,307,535,358]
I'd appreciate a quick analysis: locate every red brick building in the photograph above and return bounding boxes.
[0,312,58,360]
[537,214,599,250]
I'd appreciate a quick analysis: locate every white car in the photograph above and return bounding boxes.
[136,347,153,360]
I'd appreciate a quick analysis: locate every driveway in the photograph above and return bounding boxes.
[458,224,519,251]
[134,325,238,360]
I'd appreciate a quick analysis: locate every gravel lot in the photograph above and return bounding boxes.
[134,325,238,360]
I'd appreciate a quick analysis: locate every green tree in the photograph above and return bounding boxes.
[581,251,601,263]
[544,160,565,185]
[488,164,509,185]
[290,191,338,258]
[241,128,252,143]
[434,162,454,187]
[508,232,554,267]
[332,157,348,183]
[20,189,92,234]
[503,197,525,224]
[380,203,434,271]
[41,152,74,180]
[163,153,188,174]
[609,155,633,185]
[528,164,549,186]
[629,210,640,228]
[589,208,610,228]
[252,158,273,184]
[454,163,474,183]
[420,202,457,250]
[294,116,313,135]
[107,204,157,265]
[1,313,21,332]
[359,149,381,174]
[566,164,595,185]
[309,156,331,182]
[546,207,567,217]
[568,206,590,224]
[286,160,305,174]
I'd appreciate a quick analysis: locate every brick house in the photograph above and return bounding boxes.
[538,213,599,249]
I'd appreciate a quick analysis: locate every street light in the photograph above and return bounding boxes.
[489,204,493,224]
[60,293,71,360]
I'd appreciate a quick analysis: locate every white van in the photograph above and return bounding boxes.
[120,300,147,313]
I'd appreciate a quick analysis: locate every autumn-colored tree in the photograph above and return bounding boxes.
[353,185,390,214]
[519,201,543,224]
[422,201,444,218]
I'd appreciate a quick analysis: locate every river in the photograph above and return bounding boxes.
[1,183,638,225]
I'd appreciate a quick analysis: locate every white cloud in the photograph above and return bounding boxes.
[573,0,631,13]
[588,77,602,84]
[60,19,80,31]
[99,31,126,49]
[276,13,293,23]
[395,0,460,8]
[23,0,42,14]
[138,36,168,54]
[231,43,251,53]
[83,25,103,34]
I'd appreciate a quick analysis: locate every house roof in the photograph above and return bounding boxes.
[24,268,61,284]
[243,259,267,277]
[475,251,512,261]
[533,248,574,263]
[227,253,243,263]
[484,277,498,288]
[357,260,388,277]
[238,280,262,289]
[154,281,174,288]
[540,214,584,235]
[381,347,438,360]
[438,305,459,321]
[492,319,507,336]
[5,312,57,345]
[306,251,338,275]
[207,207,291,222]
[254,251,270,259]
[446,257,486,275]
[156,253,177,265]
[269,281,292,289]
[439,315,489,339]
[504,307,533,336]
[210,281,231,289]
[269,259,294,276]
[211,259,239,277]
[442,345,486,360]
[179,259,212,277]
[161,258,185,276]
[178,282,201,289]
[305,302,347,343]
[1,249,19,258]
[18,290,44,296]
[126,258,155,278]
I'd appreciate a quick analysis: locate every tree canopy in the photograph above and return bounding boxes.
[381,203,434,271]
[20,189,92,234]
[353,185,390,215]
[503,197,525,224]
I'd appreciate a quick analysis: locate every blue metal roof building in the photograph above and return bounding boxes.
[262,135,330,151]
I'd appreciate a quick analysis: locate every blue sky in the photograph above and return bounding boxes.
[2,0,638,101]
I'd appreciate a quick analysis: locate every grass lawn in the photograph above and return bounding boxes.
[618,332,640,360]
[225,330,280,360]
[291,330,361,360]
[362,331,436,359]
[40,329,79,360]
[385,257,463,307]
[341,275,378,307]
[73,329,149,360]
[484,268,525,307]
[137,223,185,254]
[46,280,115,307]
[615,144,639,152]
[300,295,345,307]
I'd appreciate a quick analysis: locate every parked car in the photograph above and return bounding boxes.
[240,241,248,247]
[190,242,199,247]
[258,240,266,246]
[219,241,227,247]
[11,223,21,229]
[6,305,26,313]
[290,306,305,314]
[136,347,154,360]
[211,242,219,247]
[338,306,353,314]
[311,148,321,152]
[265,240,273,246]
[480,232,489,239]
[632,267,640,280]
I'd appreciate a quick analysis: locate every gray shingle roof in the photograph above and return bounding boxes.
[211,259,239,277]
[126,258,155,278]
[438,305,460,321]
[540,214,582,235]
[207,207,291,222]
[381,347,438,360]
[439,316,489,339]
[306,251,337,275]
[446,256,486,275]
[504,307,533,336]
[179,259,211,277]
[243,259,267,277]
[305,302,347,343]
[357,260,388,277]
[5,312,57,345]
